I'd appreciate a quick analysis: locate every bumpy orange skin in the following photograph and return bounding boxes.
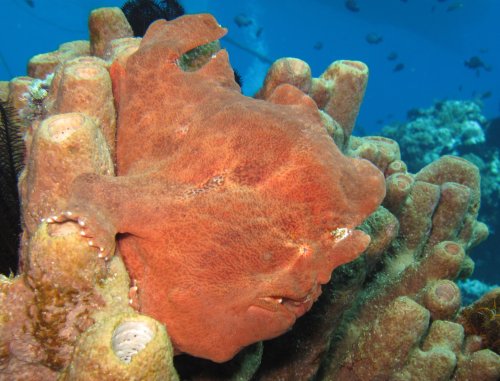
[69,15,385,362]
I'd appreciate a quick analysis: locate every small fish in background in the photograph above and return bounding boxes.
[234,13,253,28]
[393,63,405,72]
[313,41,324,50]
[366,33,383,44]
[400,0,408,3]
[480,91,492,100]
[464,56,492,76]
[233,13,263,38]
[464,56,484,69]
[447,1,464,12]
[24,0,34,7]
[387,51,398,61]
[345,0,360,13]
[458,85,463,92]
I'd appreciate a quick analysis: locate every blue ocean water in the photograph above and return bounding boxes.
[0,0,498,286]
[1,0,499,131]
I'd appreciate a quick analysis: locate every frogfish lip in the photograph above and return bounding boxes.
[254,283,322,319]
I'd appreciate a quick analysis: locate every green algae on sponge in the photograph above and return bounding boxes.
[177,40,222,71]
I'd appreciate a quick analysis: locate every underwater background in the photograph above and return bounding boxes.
[0,0,498,291]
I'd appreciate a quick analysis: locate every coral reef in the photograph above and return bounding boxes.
[381,100,488,173]
[0,7,498,381]
[459,279,499,305]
